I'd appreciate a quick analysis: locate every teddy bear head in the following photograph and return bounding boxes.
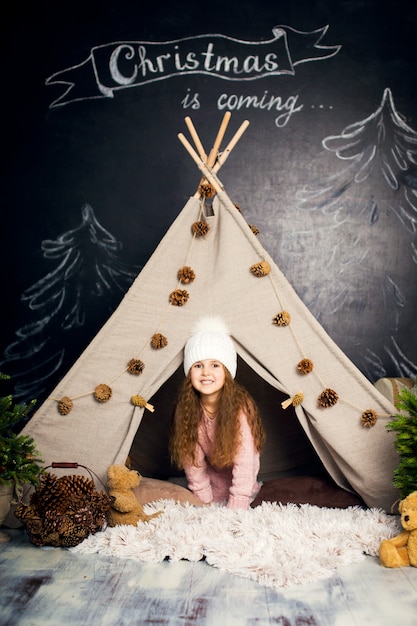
[107,464,141,490]
[398,491,417,532]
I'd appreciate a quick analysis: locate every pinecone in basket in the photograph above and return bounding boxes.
[15,471,113,547]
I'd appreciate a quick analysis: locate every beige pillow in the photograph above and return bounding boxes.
[133,477,204,506]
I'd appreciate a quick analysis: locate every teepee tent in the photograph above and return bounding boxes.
[20,114,399,511]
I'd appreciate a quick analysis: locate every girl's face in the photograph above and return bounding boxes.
[189,359,226,399]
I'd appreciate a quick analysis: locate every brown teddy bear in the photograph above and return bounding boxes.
[107,465,161,527]
[379,490,417,568]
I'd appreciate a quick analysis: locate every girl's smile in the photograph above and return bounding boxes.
[190,359,226,399]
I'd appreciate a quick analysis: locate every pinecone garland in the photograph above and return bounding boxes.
[192,221,210,236]
[297,358,314,375]
[169,289,190,306]
[178,266,196,284]
[127,359,145,375]
[272,311,291,327]
[317,388,339,408]
[250,260,271,277]
[151,333,168,349]
[94,384,112,402]
[361,409,378,427]
[58,396,73,415]
[198,179,216,198]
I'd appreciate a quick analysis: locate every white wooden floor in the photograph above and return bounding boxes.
[1,528,416,626]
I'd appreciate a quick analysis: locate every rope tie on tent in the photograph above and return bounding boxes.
[281,392,304,409]
[131,395,155,412]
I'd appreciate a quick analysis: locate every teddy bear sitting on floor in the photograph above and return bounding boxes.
[379,490,417,568]
[107,465,161,527]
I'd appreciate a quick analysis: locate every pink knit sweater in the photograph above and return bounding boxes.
[183,409,261,510]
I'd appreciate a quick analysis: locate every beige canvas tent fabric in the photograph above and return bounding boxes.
[21,187,400,511]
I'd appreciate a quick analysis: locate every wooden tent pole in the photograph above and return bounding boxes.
[184,116,207,162]
[213,119,250,173]
[177,133,224,195]
[182,114,249,174]
[206,111,231,167]
[179,114,250,197]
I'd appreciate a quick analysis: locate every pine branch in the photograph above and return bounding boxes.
[386,386,417,498]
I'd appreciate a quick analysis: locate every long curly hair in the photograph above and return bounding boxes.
[169,367,265,470]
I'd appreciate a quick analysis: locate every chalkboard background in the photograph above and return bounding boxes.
[1,0,416,410]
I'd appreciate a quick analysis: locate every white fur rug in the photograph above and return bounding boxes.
[71,500,400,588]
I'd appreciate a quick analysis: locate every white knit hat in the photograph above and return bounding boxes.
[183,316,237,378]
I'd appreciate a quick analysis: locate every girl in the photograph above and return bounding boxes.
[170,316,265,510]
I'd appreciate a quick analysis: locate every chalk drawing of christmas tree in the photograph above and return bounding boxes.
[0,204,139,412]
[294,87,417,381]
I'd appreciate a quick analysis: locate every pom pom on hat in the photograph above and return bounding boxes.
[183,316,237,378]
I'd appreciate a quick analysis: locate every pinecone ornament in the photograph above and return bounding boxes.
[297,358,314,375]
[317,388,339,408]
[94,384,112,402]
[58,396,73,415]
[169,289,190,306]
[272,311,291,327]
[151,333,168,349]
[192,221,210,236]
[198,179,216,198]
[178,266,196,284]
[361,409,378,428]
[127,359,145,375]
[250,260,270,277]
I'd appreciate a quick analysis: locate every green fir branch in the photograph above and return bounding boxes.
[385,386,417,499]
[0,373,44,497]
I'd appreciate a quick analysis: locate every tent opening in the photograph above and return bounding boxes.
[128,357,327,483]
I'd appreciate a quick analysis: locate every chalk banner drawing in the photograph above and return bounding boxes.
[46,25,341,108]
